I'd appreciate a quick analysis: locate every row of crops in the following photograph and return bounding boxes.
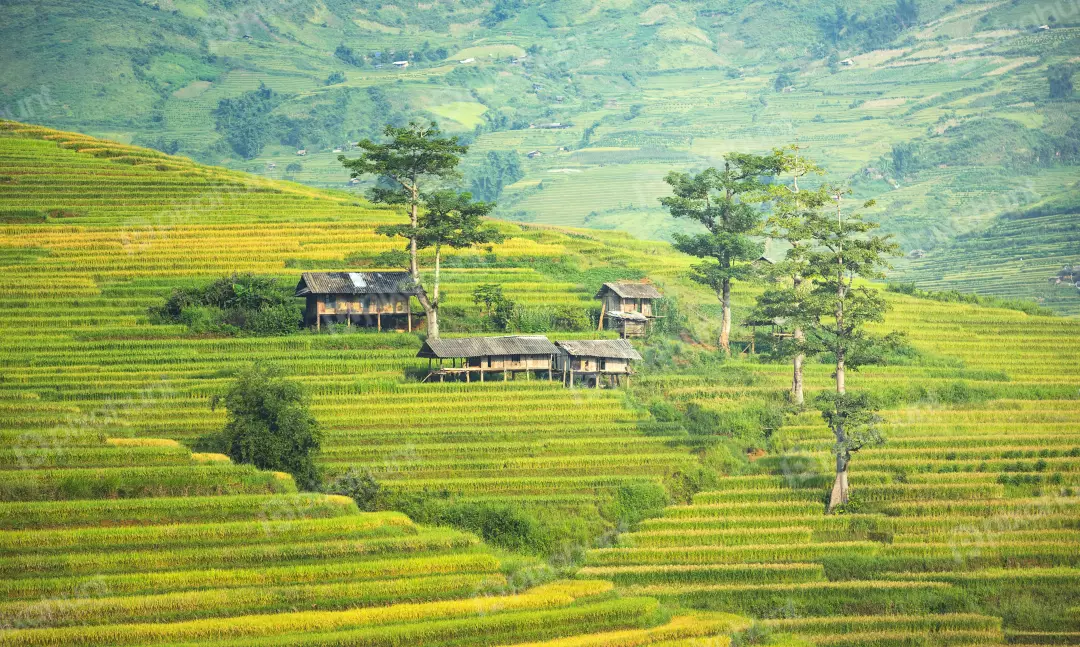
[0,123,755,645]
[3,121,1080,644]
[592,288,1080,643]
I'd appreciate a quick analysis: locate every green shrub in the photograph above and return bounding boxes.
[150,273,301,336]
[604,481,669,527]
[208,363,322,490]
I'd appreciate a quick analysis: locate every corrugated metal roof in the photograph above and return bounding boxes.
[295,272,423,297]
[556,339,642,360]
[595,281,663,299]
[418,335,559,359]
[605,311,647,321]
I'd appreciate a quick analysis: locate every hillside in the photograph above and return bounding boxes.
[2,124,1080,644]
[2,0,1078,311]
[0,123,756,646]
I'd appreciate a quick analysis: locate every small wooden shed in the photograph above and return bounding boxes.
[295,272,424,331]
[555,339,642,388]
[417,335,558,382]
[596,281,662,337]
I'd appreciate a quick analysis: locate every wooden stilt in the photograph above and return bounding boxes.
[569,368,574,389]
[480,368,484,382]
[377,312,381,332]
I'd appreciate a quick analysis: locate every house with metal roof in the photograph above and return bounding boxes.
[416,335,559,382]
[555,339,642,388]
[595,281,662,338]
[294,272,424,331]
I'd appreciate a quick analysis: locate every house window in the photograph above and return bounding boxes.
[511,355,521,364]
[599,358,607,371]
[487,356,492,368]
[326,296,337,310]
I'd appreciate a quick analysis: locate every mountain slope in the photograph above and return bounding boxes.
[2,0,1078,281]
[0,122,755,647]
[2,123,1080,643]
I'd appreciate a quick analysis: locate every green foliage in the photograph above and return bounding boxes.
[209,364,322,490]
[648,296,688,337]
[472,283,507,315]
[1048,64,1074,99]
[324,467,382,511]
[815,391,885,471]
[603,482,669,528]
[482,0,525,27]
[506,303,592,333]
[469,151,524,201]
[333,44,365,67]
[731,623,775,647]
[660,153,783,350]
[213,84,278,159]
[150,273,301,336]
[819,0,921,52]
[531,260,646,296]
[341,121,467,210]
[388,495,599,559]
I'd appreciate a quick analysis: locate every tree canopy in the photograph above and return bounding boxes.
[660,153,783,352]
[211,364,322,490]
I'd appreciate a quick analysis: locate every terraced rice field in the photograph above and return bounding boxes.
[2,122,1080,644]
[0,122,745,645]
[592,297,1080,644]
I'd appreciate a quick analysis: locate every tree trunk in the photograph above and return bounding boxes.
[836,273,846,395]
[719,279,731,355]
[827,453,849,512]
[792,336,804,406]
[406,188,438,338]
[792,276,804,405]
[408,198,420,279]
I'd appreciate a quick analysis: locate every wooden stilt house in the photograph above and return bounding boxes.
[295,272,424,331]
[417,335,558,382]
[595,281,662,338]
[555,339,642,388]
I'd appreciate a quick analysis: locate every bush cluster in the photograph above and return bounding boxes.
[150,273,302,336]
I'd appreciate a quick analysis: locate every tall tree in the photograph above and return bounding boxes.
[379,191,504,337]
[339,121,467,337]
[801,190,900,511]
[757,144,829,405]
[660,154,782,353]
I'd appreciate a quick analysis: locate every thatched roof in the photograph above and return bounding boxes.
[556,339,642,360]
[595,281,662,299]
[417,336,558,359]
[295,272,423,297]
